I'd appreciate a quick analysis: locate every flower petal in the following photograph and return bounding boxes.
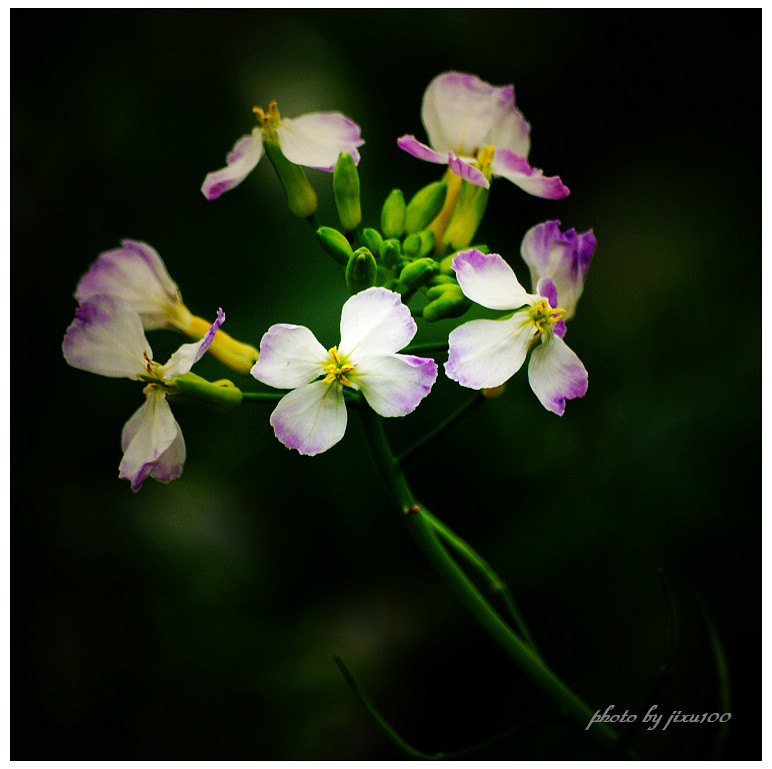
[251,323,328,389]
[521,221,596,319]
[355,354,437,417]
[270,380,347,455]
[119,390,185,491]
[159,308,226,379]
[202,129,264,201]
[448,152,490,188]
[528,334,588,415]
[338,287,416,359]
[277,112,364,171]
[396,135,448,165]
[452,250,533,311]
[491,149,569,199]
[74,240,189,330]
[62,295,149,378]
[536,277,566,338]
[445,313,533,390]
[421,71,530,158]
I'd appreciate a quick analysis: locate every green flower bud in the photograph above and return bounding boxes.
[379,238,403,270]
[402,229,435,259]
[345,247,378,294]
[333,152,362,231]
[361,227,383,256]
[405,181,447,234]
[399,257,438,290]
[168,372,244,409]
[442,181,489,251]
[422,283,471,322]
[316,226,354,266]
[380,189,407,239]
[263,138,318,219]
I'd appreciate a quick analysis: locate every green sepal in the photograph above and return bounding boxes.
[361,227,384,256]
[333,152,362,231]
[317,226,354,266]
[380,189,407,239]
[379,238,403,270]
[168,372,244,409]
[422,283,471,322]
[346,247,378,294]
[263,139,318,219]
[402,229,435,259]
[405,181,447,234]
[399,257,439,290]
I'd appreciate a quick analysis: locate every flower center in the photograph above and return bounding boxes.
[322,346,356,387]
[529,298,566,337]
[253,101,281,139]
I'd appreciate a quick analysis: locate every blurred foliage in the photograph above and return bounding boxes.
[13,8,759,760]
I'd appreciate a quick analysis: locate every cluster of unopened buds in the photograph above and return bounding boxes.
[64,71,596,490]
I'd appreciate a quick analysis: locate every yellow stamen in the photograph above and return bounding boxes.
[322,346,356,387]
[252,100,280,127]
[528,299,566,350]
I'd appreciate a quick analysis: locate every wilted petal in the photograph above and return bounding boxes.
[355,354,437,417]
[251,323,328,389]
[452,250,533,311]
[119,390,185,491]
[528,334,588,415]
[160,308,226,379]
[445,313,533,390]
[491,149,569,199]
[202,130,264,200]
[339,287,416,359]
[396,135,448,165]
[522,221,596,319]
[277,112,364,171]
[74,240,188,330]
[421,71,530,158]
[62,295,149,379]
[270,380,347,455]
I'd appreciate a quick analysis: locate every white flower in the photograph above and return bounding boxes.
[251,287,438,455]
[445,250,587,415]
[62,295,224,490]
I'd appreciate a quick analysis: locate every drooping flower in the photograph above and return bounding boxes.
[202,101,365,201]
[445,250,587,415]
[62,295,225,490]
[74,240,259,375]
[397,71,569,199]
[520,221,596,319]
[251,287,438,455]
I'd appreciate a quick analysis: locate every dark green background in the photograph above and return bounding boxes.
[13,9,759,760]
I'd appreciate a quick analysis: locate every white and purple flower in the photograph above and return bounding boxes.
[521,221,596,319]
[445,250,587,415]
[251,287,438,455]
[397,71,569,199]
[202,100,365,201]
[62,295,224,491]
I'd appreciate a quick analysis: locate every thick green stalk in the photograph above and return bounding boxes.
[358,407,623,757]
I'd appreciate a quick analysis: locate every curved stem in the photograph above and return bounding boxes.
[403,341,449,356]
[358,407,623,758]
[240,391,284,403]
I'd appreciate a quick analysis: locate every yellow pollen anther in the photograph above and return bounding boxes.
[322,346,355,387]
[530,299,567,337]
[477,145,496,168]
[252,100,280,127]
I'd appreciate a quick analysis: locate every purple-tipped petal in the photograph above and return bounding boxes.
[522,221,596,318]
[160,308,226,379]
[251,323,328,390]
[397,135,448,165]
[527,334,588,415]
[119,390,185,492]
[355,354,437,417]
[338,287,417,359]
[491,148,569,199]
[270,380,347,456]
[452,250,532,311]
[448,153,490,188]
[445,313,533,390]
[63,295,150,379]
[277,112,364,172]
[202,130,264,200]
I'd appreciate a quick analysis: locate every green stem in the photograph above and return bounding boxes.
[397,391,484,464]
[240,391,284,403]
[358,407,623,757]
[403,342,449,356]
